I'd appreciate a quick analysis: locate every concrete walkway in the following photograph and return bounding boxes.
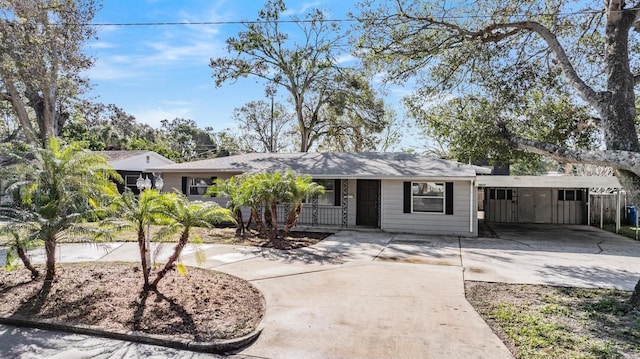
[5,224,640,358]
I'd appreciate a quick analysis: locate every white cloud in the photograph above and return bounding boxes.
[282,2,323,16]
[87,41,115,49]
[336,53,356,64]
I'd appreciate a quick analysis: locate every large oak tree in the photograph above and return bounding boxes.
[356,0,640,306]
[0,0,99,145]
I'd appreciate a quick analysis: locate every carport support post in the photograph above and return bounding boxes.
[600,197,604,229]
[587,191,591,226]
[616,189,621,233]
[636,206,638,241]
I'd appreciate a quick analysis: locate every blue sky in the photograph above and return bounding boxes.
[83,0,412,138]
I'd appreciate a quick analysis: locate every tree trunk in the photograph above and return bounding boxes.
[270,202,279,240]
[151,229,189,288]
[44,237,56,281]
[16,245,39,279]
[138,229,150,289]
[630,276,640,308]
[283,204,302,237]
[251,208,267,238]
[235,208,245,236]
[603,8,640,307]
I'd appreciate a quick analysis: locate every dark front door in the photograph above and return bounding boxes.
[356,179,380,227]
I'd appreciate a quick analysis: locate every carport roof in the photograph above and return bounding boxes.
[476,175,622,189]
[148,152,480,179]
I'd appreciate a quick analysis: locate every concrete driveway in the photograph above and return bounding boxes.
[461,223,640,290]
[3,224,640,358]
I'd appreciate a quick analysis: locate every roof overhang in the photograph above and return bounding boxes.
[476,175,622,189]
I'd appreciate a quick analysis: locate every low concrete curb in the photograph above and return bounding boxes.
[0,315,261,354]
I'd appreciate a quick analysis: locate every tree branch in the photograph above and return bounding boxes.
[394,4,602,112]
[503,133,640,175]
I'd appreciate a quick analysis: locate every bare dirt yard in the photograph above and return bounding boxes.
[466,281,640,358]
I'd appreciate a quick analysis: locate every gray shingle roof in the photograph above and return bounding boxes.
[94,150,150,162]
[148,152,478,179]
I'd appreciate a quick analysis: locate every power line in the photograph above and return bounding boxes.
[78,9,613,27]
[89,19,357,26]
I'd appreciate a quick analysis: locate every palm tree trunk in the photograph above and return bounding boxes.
[16,245,39,279]
[138,230,150,289]
[251,208,267,237]
[270,203,279,240]
[235,208,245,236]
[151,229,189,288]
[284,204,302,237]
[44,237,56,281]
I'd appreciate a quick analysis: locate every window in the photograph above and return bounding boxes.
[558,189,582,201]
[490,188,512,200]
[304,179,336,205]
[125,175,139,189]
[412,182,444,213]
[315,179,335,205]
[189,177,213,195]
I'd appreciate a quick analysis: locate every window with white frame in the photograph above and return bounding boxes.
[315,179,335,205]
[303,179,336,206]
[412,182,444,213]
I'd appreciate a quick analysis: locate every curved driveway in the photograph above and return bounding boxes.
[2,224,640,358]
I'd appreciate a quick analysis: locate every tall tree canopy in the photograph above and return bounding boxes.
[355,0,640,305]
[210,0,386,152]
[233,100,293,153]
[0,0,99,145]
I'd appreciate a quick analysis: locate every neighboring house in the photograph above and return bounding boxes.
[148,152,487,237]
[95,150,175,194]
[477,175,622,225]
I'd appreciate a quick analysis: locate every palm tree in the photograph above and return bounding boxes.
[1,225,42,278]
[105,189,173,289]
[239,171,290,242]
[229,170,325,242]
[283,174,324,237]
[208,175,249,236]
[150,195,233,288]
[0,138,120,280]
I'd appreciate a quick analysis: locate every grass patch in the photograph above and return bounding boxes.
[466,281,640,359]
[603,224,640,241]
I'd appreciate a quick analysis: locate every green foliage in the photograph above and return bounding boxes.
[407,92,598,166]
[233,100,293,152]
[104,189,175,287]
[215,171,324,241]
[211,0,386,152]
[0,137,121,280]
[0,0,99,143]
[0,225,43,276]
[160,118,220,161]
[151,194,233,287]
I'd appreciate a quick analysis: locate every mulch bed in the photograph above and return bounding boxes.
[0,263,265,341]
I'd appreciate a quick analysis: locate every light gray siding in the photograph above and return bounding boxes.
[381,180,476,237]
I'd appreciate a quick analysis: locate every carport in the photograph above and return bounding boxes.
[477,175,623,228]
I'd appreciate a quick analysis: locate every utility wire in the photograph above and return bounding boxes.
[75,8,616,27]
